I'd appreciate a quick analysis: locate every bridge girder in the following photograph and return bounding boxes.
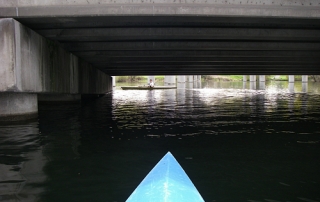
[1,2,320,75]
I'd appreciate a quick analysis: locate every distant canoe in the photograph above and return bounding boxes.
[126,152,204,202]
[121,86,177,90]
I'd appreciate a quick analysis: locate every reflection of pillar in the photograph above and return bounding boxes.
[112,76,116,87]
[289,82,294,93]
[164,76,176,85]
[194,80,201,89]
[259,75,265,82]
[177,75,186,83]
[187,75,193,82]
[243,81,247,89]
[177,82,186,105]
[289,75,295,83]
[250,81,256,90]
[288,92,294,111]
[259,81,266,90]
[186,82,194,89]
[302,82,308,93]
[302,75,308,83]
[243,75,247,82]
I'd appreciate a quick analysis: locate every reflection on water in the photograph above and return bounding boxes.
[0,81,320,202]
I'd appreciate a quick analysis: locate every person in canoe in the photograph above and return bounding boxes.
[148,79,155,88]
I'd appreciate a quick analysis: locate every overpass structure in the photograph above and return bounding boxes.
[1,0,320,120]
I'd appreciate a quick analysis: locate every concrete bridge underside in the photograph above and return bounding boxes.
[1,0,320,76]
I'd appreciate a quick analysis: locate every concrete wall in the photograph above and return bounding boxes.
[79,62,111,94]
[0,93,38,120]
[1,0,319,6]
[0,1,319,19]
[0,18,111,95]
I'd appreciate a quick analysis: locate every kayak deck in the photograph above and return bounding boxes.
[126,152,204,202]
[121,86,177,90]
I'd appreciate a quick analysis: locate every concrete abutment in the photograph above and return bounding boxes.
[0,18,112,121]
[0,93,38,121]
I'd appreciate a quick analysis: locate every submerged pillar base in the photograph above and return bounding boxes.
[0,93,38,122]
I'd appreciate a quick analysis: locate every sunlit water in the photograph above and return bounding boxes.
[1,81,320,202]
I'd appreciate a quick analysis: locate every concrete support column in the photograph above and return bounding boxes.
[0,93,38,121]
[259,75,265,82]
[249,75,256,89]
[289,75,295,83]
[187,75,193,82]
[289,83,295,93]
[177,75,186,83]
[302,75,308,83]
[243,75,247,82]
[258,75,266,90]
[302,83,308,93]
[164,76,176,85]
[250,75,256,82]
[112,76,116,87]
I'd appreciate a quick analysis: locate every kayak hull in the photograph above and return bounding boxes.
[121,86,177,90]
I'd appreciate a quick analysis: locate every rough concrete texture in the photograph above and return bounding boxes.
[0,19,16,91]
[0,1,319,18]
[0,93,38,121]
[1,0,319,6]
[79,62,112,94]
[0,18,111,94]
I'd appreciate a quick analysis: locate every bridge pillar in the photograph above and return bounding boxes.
[250,75,256,82]
[289,83,295,93]
[302,75,308,83]
[187,75,194,82]
[177,75,186,83]
[243,75,247,82]
[164,76,176,85]
[112,76,116,87]
[289,75,295,83]
[0,93,38,121]
[302,75,308,93]
[258,75,266,90]
[259,75,265,82]
[249,75,256,89]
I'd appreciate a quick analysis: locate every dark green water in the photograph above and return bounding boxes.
[1,81,320,202]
